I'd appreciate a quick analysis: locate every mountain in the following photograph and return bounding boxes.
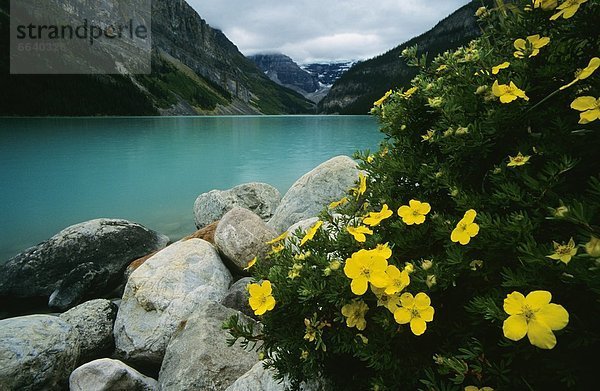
[318,0,486,114]
[249,53,320,96]
[249,54,355,103]
[302,61,356,86]
[0,0,314,116]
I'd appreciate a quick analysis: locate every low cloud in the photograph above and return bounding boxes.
[189,0,470,63]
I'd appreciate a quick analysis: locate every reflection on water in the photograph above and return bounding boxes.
[0,115,382,261]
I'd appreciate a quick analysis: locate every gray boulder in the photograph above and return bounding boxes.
[225,361,324,391]
[194,182,281,229]
[214,207,278,272]
[221,277,253,317]
[0,218,169,311]
[158,302,259,391]
[60,299,117,363]
[69,358,157,391]
[268,156,359,232]
[114,239,232,365]
[0,315,80,391]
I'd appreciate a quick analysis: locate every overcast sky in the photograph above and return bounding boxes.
[188,0,470,64]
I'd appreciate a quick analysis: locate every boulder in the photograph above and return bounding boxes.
[60,299,117,363]
[0,219,169,311]
[183,220,219,244]
[194,183,281,229]
[114,239,232,365]
[225,361,324,391]
[214,207,278,272]
[69,358,157,391]
[221,277,253,317]
[158,302,259,391]
[268,156,359,232]
[0,315,80,391]
[224,361,286,391]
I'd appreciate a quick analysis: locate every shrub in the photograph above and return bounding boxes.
[227,1,599,389]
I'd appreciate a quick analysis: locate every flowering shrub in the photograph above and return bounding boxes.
[227,1,599,389]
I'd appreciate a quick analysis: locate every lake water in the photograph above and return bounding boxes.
[0,115,382,262]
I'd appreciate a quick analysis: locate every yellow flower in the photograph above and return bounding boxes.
[329,196,349,209]
[243,257,257,271]
[294,251,311,261]
[421,259,433,270]
[550,0,588,20]
[393,292,435,336]
[352,172,367,199]
[428,97,443,108]
[436,64,448,72]
[341,300,369,330]
[404,262,415,274]
[560,57,600,90]
[363,204,393,227]
[492,80,529,103]
[374,90,392,107]
[271,243,285,253]
[384,265,410,295]
[346,225,374,243]
[570,96,600,124]
[344,247,391,295]
[366,155,375,163]
[288,263,303,280]
[507,152,531,167]
[533,0,558,10]
[491,61,510,75]
[266,231,288,245]
[547,238,577,264]
[248,280,276,316]
[402,86,418,98]
[300,220,323,246]
[585,236,600,257]
[426,274,437,288]
[329,260,341,270]
[421,129,436,142]
[451,209,480,245]
[503,290,569,349]
[465,386,494,391]
[300,350,309,360]
[397,199,431,225]
[475,6,488,17]
[553,205,569,217]
[371,286,402,313]
[513,35,550,58]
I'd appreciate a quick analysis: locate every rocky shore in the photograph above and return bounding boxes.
[0,155,359,391]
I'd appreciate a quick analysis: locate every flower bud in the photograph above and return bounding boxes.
[585,236,600,258]
[421,260,433,270]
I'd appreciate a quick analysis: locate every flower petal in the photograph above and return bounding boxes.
[410,317,427,335]
[525,290,552,310]
[397,205,411,218]
[527,319,557,349]
[466,223,480,236]
[414,292,431,309]
[418,202,431,215]
[504,291,525,315]
[571,96,597,111]
[400,292,414,308]
[503,314,528,341]
[351,277,369,295]
[537,303,569,331]
[419,306,435,322]
[579,109,600,124]
[394,308,411,324]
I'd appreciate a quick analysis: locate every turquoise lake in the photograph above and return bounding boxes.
[0,115,382,262]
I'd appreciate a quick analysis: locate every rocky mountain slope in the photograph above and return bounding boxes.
[0,0,314,116]
[249,53,320,96]
[319,0,486,114]
[249,54,355,103]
